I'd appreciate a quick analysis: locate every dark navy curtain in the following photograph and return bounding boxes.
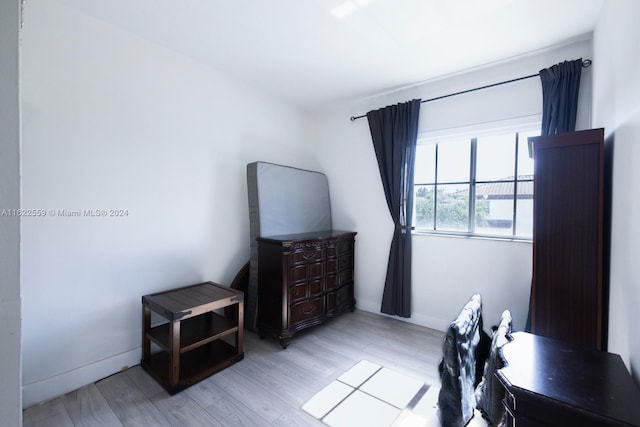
[367,99,421,318]
[526,58,583,332]
[540,58,583,135]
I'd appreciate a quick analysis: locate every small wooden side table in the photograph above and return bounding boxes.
[141,281,244,394]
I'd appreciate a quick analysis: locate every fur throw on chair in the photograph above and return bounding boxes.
[437,294,491,427]
[476,310,513,426]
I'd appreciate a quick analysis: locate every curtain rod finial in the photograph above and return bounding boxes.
[582,59,592,68]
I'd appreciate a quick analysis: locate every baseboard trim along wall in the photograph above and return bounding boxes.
[22,348,140,409]
[355,299,448,333]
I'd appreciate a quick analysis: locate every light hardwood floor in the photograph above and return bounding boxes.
[23,310,445,427]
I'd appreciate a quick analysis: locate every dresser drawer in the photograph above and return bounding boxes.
[326,254,352,272]
[504,388,515,413]
[289,283,307,303]
[290,248,324,265]
[326,269,353,289]
[326,283,354,313]
[309,279,324,297]
[338,268,353,286]
[327,240,353,257]
[338,254,353,271]
[289,279,324,303]
[326,274,337,291]
[289,262,324,283]
[290,297,324,325]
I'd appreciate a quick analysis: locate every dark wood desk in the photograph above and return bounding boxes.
[141,282,244,394]
[496,332,640,426]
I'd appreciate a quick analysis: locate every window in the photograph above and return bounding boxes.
[413,126,539,239]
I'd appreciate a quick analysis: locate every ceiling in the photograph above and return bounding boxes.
[56,0,604,111]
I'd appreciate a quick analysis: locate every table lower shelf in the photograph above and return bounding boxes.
[147,311,238,353]
[141,340,243,394]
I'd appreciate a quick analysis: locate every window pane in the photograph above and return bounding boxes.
[414,144,435,184]
[475,181,514,236]
[515,180,533,237]
[436,184,469,231]
[414,185,434,229]
[437,140,470,183]
[476,133,516,181]
[413,125,538,239]
[518,130,538,178]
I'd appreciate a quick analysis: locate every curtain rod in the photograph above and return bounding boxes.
[349,59,592,122]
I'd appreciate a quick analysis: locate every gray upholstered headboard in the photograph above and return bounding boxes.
[246,161,332,329]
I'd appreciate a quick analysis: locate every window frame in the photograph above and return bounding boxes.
[412,122,540,241]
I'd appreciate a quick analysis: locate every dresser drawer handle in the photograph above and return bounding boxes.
[302,252,318,260]
[301,306,316,315]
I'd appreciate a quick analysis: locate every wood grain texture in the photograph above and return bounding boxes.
[530,128,605,350]
[23,397,74,427]
[257,231,356,348]
[61,383,123,427]
[95,372,173,426]
[497,332,640,426]
[23,310,445,427]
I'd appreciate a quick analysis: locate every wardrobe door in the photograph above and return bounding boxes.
[530,128,604,350]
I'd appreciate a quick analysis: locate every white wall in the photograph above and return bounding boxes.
[0,0,22,425]
[313,39,592,333]
[593,0,640,382]
[19,0,625,409]
[21,0,312,407]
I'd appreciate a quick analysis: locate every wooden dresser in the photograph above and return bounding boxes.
[256,230,356,348]
[496,332,640,426]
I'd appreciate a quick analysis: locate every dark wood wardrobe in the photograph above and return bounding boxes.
[529,128,606,350]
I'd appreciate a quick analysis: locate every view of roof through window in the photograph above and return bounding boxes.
[413,128,539,239]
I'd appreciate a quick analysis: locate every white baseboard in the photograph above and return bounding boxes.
[22,304,448,409]
[355,298,448,332]
[22,347,141,409]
